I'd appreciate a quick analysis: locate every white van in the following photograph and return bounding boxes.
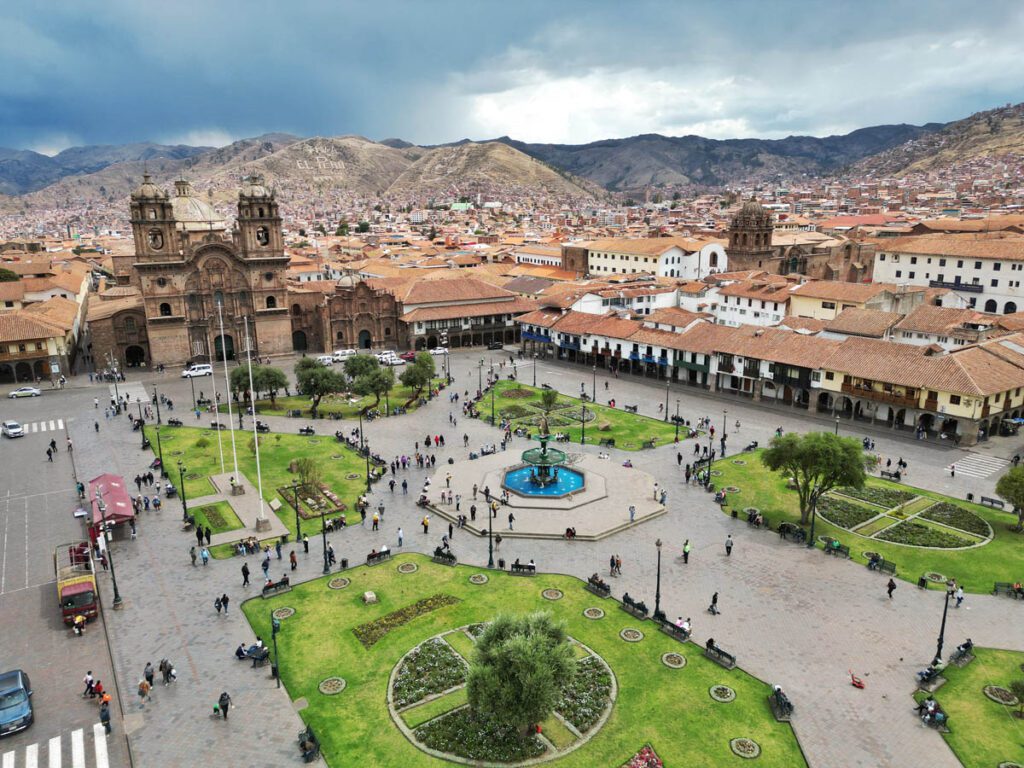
[316,355,334,366]
[181,364,213,378]
[332,349,356,362]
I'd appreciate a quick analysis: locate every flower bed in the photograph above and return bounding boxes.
[709,685,736,703]
[499,404,533,419]
[415,708,546,762]
[837,485,916,508]
[983,685,1020,706]
[392,638,467,708]
[556,656,614,733]
[621,745,663,768]
[730,738,761,759]
[876,521,972,548]
[500,388,536,400]
[466,623,487,638]
[920,502,991,537]
[818,496,878,530]
[353,594,461,648]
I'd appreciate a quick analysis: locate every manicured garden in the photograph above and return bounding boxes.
[490,380,695,450]
[219,378,445,419]
[243,554,805,767]
[145,425,367,557]
[189,501,242,535]
[715,449,1023,592]
[913,647,1024,768]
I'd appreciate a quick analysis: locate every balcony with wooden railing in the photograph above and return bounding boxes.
[841,381,919,407]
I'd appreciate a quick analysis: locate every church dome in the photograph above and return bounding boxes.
[170,179,225,231]
[131,173,166,200]
[239,173,272,199]
[739,200,768,217]
[336,274,359,288]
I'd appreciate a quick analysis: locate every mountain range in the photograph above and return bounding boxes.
[2,103,1023,209]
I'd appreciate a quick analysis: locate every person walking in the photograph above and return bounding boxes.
[83,671,95,698]
[508,511,515,530]
[205,526,212,546]
[221,593,229,614]
[708,592,720,615]
[887,578,897,599]
[448,521,454,540]
[302,533,310,554]
[215,595,223,614]
[290,551,297,571]
[372,512,380,531]
[201,547,210,566]
[137,678,151,707]
[144,662,155,691]
[683,539,691,564]
[99,699,111,734]
[950,464,955,478]
[241,562,250,586]
[422,514,430,534]
[402,479,408,495]
[190,546,197,566]
[955,585,964,608]
[629,505,636,523]
[615,554,622,575]
[261,556,270,579]
[397,527,404,547]
[46,447,53,462]
[196,527,204,547]
[275,539,283,559]
[725,535,733,557]
[609,554,617,577]
[218,691,232,720]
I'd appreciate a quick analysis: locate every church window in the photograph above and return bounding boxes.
[337,331,344,340]
[214,291,224,307]
[256,227,270,246]
[385,327,391,336]
[292,304,302,316]
[264,272,274,281]
[258,208,265,218]
[148,229,164,250]
[266,296,277,309]
[147,209,157,220]
[124,317,136,332]
[156,277,167,288]
[159,302,172,317]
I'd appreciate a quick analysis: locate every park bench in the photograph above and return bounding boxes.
[585,576,611,598]
[880,470,902,482]
[624,404,638,413]
[653,615,690,643]
[599,438,616,448]
[298,726,321,763]
[366,550,392,566]
[979,496,1005,509]
[620,593,649,619]
[703,642,736,670]
[992,582,1022,599]
[287,409,302,417]
[867,558,897,576]
[920,704,950,732]
[640,438,658,449]
[509,562,536,576]
[822,538,851,558]
[777,522,807,543]
[250,647,271,668]
[769,688,794,722]
[432,549,458,566]
[261,576,291,598]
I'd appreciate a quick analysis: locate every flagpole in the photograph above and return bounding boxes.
[218,302,240,485]
[244,316,268,528]
[206,334,226,475]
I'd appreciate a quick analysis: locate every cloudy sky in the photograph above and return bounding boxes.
[4,0,1024,153]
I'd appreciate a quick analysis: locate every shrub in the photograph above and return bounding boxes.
[194,436,210,448]
[876,521,972,548]
[556,656,613,733]
[919,502,991,537]
[393,638,467,708]
[836,485,916,508]
[353,594,461,647]
[818,496,878,530]
[415,708,545,762]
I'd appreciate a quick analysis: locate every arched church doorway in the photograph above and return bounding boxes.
[292,331,308,352]
[214,334,235,362]
[358,330,372,349]
[125,346,146,367]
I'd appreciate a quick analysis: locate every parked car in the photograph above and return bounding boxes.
[487,341,505,350]
[1,421,24,438]
[399,351,416,361]
[0,669,33,736]
[332,349,356,361]
[180,364,213,378]
[7,387,41,398]
[429,347,450,356]
[315,355,335,366]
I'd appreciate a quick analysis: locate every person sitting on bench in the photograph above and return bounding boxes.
[245,638,263,657]
[915,695,937,715]
[867,553,882,570]
[953,639,973,660]
[235,643,248,661]
[676,616,691,634]
[1015,581,1024,597]
[917,658,945,682]
[705,637,716,652]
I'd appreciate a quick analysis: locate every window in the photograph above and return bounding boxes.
[159,302,171,316]
[908,272,915,279]
[18,344,25,353]
[825,371,834,380]
[992,279,999,287]
[939,258,946,267]
[910,256,917,264]
[385,327,391,336]
[822,301,836,309]
[214,290,224,307]
[937,274,944,282]
[895,270,902,278]
[124,317,136,332]
[937,336,948,343]
[994,262,1002,271]
[975,261,982,270]
[949,395,961,405]
[957,260,964,268]
[879,254,885,261]
[156,277,167,287]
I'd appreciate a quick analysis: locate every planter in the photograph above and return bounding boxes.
[171,450,184,456]
[710,685,736,703]
[468,573,488,585]
[272,607,295,620]
[710,470,723,477]
[542,588,564,601]
[724,486,740,494]
[661,652,686,669]
[346,473,361,480]
[729,738,761,759]
[983,685,1020,706]
[584,607,605,619]
[328,577,350,590]
[732,460,747,465]
[397,562,418,574]
[923,572,947,584]
[620,628,644,642]
[318,677,347,695]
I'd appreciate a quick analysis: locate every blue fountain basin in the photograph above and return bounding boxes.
[502,465,585,498]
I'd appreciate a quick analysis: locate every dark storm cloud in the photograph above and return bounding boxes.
[2,0,1023,151]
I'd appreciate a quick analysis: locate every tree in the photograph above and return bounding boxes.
[0,268,18,282]
[399,352,435,400]
[353,366,395,411]
[428,225,437,241]
[356,221,370,233]
[294,457,322,492]
[336,220,349,236]
[294,360,345,419]
[761,432,875,525]
[229,365,259,402]
[996,466,1024,531]
[466,613,576,733]
[540,388,559,414]
[254,366,288,406]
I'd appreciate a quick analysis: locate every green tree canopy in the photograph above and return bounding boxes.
[540,389,559,413]
[295,361,346,419]
[343,353,379,380]
[229,365,255,398]
[254,366,288,406]
[399,352,435,400]
[294,456,323,491]
[995,465,1024,531]
[761,432,875,525]
[356,221,370,233]
[466,613,576,732]
[0,268,19,282]
[352,366,395,411]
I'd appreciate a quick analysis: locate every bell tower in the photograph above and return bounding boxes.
[129,174,175,261]
[727,199,775,271]
[236,174,283,258]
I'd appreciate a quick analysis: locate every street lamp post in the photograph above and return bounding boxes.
[592,365,597,403]
[188,374,196,410]
[490,384,495,425]
[487,498,495,568]
[153,386,162,425]
[580,405,587,445]
[292,480,302,540]
[478,360,484,394]
[722,409,728,441]
[935,580,957,663]
[155,429,166,478]
[533,353,538,388]
[835,417,840,435]
[271,611,282,689]
[106,352,120,406]
[663,379,670,421]
[320,507,330,575]
[178,461,189,522]
[95,490,123,608]
[364,439,372,494]
[654,539,663,617]
[806,491,819,548]
[357,410,364,452]
[674,399,681,441]
[137,399,146,449]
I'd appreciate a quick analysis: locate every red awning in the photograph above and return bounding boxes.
[89,474,135,527]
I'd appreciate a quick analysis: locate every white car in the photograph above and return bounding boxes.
[315,355,334,366]
[332,349,356,362]
[1,421,24,438]
[429,347,449,356]
[385,357,405,366]
[7,387,41,398]
[181,364,213,378]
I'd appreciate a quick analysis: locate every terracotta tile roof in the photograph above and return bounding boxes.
[820,337,942,390]
[0,282,26,302]
[717,279,793,303]
[22,272,85,296]
[582,236,720,256]
[789,280,920,303]
[878,232,1024,260]
[401,297,537,323]
[0,312,66,343]
[997,312,1024,332]
[778,316,827,333]
[516,309,563,328]
[825,308,904,338]
[398,277,514,305]
[645,307,710,328]
[23,296,78,331]
[86,295,143,321]
[895,305,995,335]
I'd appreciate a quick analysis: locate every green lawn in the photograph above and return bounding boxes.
[913,647,1024,768]
[243,554,805,768]
[220,378,446,419]
[190,501,242,535]
[147,425,368,557]
[402,688,469,729]
[715,449,1024,593]
[489,380,697,451]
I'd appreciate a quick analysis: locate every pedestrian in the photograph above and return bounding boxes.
[290,551,297,571]
[67,438,73,452]
[495,533,502,549]
[241,562,250,586]
[201,547,210,565]
[215,595,223,614]
[327,543,336,565]
[609,554,616,577]
[708,592,720,615]
[470,504,477,521]
[422,515,430,534]
[615,554,622,575]
[138,678,151,707]
[221,593,229,614]
[629,505,636,523]
[389,479,395,493]
[205,526,212,546]
[683,539,691,564]
[49,438,57,453]
[275,539,283,559]
[955,586,964,608]
[261,557,270,578]
[448,521,454,539]
[402,479,408,494]
[218,691,232,720]
[99,700,111,734]
[95,421,99,433]
[196,527,204,547]
[725,535,733,557]
[83,671,95,698]
[508,512,515,530]
[397,527,404,547]
[372,512,380,531]
[442,534,450,551]
[887,578,897,599]
[190,546,197,566]
[653,482,659,500]
[950,464,955,478]
[46,447,53,462]
[472,483,478,500]
[303,534,309,554]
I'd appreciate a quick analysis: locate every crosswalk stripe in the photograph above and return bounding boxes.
[30,423,37,433]
[26,744,37,768]
[91,725,107,768]
[47,736,59,768]
[48,421,56,431]
[56,419,63,430]
[4,748,15,768]
[70,729,84,768]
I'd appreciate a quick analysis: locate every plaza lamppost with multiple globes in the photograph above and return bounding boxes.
[178,460,189,523]
[654,538,663,618]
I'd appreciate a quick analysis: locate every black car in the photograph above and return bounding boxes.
[487,341,504,350]
[0,669,33,736]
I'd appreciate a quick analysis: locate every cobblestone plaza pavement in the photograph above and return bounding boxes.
[4,348,1024,767]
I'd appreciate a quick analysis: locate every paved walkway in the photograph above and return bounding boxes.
[188,472,288,548]
[61,352,1024,767]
